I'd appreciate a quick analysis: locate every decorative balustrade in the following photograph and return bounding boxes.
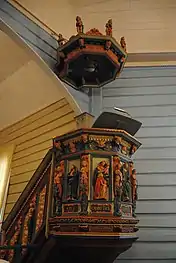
[0,151,52,263]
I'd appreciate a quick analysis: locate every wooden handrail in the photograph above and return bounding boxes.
[8,0,60,40]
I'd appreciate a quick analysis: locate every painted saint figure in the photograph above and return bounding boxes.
[121,162,131,202]
[105,40,112,51]
[131,169,137,200]
[130,168,138,217]
[105,19,112,36]
[113,161,123,216]
[113,156,121,170]
[112,136,122,152]
[80,155,89,215]
[120,36,127,52]
[93,161,109,200]
[69,141,77,153]
[54,162,64,198]
[76,16,84,33]
[67,165,79,200]
[129,145,137,157]
[121,146,127,155]
[53,160,65,215]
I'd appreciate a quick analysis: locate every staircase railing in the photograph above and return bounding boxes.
[1,149,53,263]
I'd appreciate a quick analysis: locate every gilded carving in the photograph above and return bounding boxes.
[53,131,139,159]
[113,156,123,216]
[80,155,89,215]
[121,162,131,202]
[90,204,112,213]
[76,16,84,34]
[36,186,46,233]
[78,37,85,49]
[53,139,64,160]
[49,216,139,225]
[105,19,112,36]
[22,196,36,250]
[112,136,122,152]
[120,36,127,52]
[64,204,79,213]
[80,134,90,150]
[53,160,65,215]
[105,40,112,51]
[86,28,103,36]
[69,141,77,153]
[55,161,65,199]
[130,165,138,217]
[129,145,137,156]
[120,204,132,217]
[50,124,140,245]
[57,34,67,47]
[52,134,139,220]
[121,146,127,155]
[8,216,22,262]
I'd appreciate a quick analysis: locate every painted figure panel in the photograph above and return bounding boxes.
[80,155,89,215]
[129,162,138,217]
[67,159,80,201]
[53,160,65,215]
[121,162,131,202]
[92,158,110,201]
[113,156,123,216]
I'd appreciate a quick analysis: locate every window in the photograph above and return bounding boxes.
[0,145,14,228]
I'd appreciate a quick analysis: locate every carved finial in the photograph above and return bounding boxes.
[105,19,112,36]
[57,34,67,47]
[120,36,127,52]
[76,16,84,34]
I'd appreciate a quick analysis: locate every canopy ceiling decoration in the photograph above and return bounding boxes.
[55,16,127,89]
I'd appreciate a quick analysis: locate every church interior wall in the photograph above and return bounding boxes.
[100,66,176,262]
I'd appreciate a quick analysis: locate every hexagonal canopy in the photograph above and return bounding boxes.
[55,32,127,90]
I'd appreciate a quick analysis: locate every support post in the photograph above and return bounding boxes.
[74,112,94,129]
[45,151,55,238]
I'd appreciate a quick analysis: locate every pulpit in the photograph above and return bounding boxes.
[47,111,142,263]
[0,112,142,263]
